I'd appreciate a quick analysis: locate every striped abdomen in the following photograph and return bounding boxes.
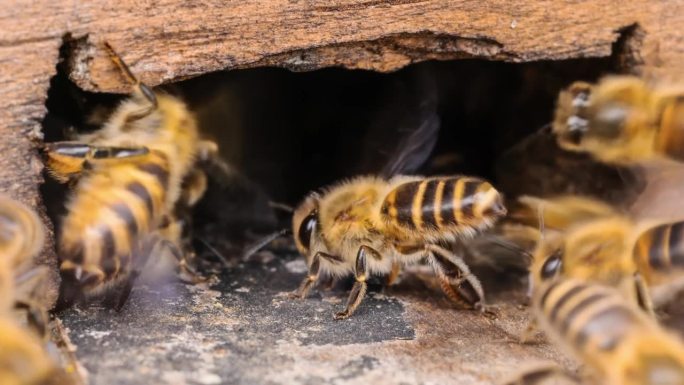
[380,177,506,232]
[59,150,170,290]
[655,96,684,161]
[536,278,642,359]
[634,221,684,278]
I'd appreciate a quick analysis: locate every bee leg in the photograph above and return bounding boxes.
[500,363,581,385]
[319,275,336,291]
[633,272,656,317]
[196,140,220,163]
[103,41,158,122]
[43,142,150,183]
[180,169,209,207]
[520,318,540,344]
[14,300,49,338]
[386,261,402,286]
[334,245,381,320]
[13,266,50,336]
[426,244,485,311]
[288,252,342,299]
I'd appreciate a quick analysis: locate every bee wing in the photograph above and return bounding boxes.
[462,233,534,274]
[355,66,441,178]
[379,106,441,178]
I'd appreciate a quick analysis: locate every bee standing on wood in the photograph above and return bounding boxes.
[44,42,216,310]
[289,73,507,319]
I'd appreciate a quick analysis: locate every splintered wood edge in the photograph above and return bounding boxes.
[60,1,683,93]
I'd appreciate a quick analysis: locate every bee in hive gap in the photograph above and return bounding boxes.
[552,75,684,165]
[289,84,507,319]
[43,42,217,310]
[508,277,684,385]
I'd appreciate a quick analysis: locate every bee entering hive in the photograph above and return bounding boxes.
[36,35,663,385]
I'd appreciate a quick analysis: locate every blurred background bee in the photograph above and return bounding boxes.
[507,277,684,385]
[43,43,218,310]
[518,195,684,314]
[0,195,74,385]
[553,76,684,165]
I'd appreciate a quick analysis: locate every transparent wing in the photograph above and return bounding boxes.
[379,106,441,178]
[356,65,441,178]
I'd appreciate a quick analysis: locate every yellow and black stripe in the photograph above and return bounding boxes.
[537,279,640,353]
[59,150,170,289]
[381,177,503,231]
[656,96,684,161]
[634,221,684,274]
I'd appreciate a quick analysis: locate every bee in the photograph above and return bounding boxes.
[511,277,684,385]
[289,95,507,318]
[633,220,684,306]
[522,195,684,315]
[44,42,216,309]
[0,195,51,334]
[0,195,71,385]
[0,317,58,385]
[552,75,684,164]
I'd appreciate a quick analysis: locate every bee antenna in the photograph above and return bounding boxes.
[103,41,141,86]
[268,201,294,213]
[195,237,231,267]
[537,202,546,243]
[490,237,534,265]
[242,228,290,261]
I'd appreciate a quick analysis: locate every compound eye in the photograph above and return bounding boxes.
[541,250,563,280]
[297,211,318,250]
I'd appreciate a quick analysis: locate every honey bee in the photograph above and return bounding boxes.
[289,100,507,318]
[515,277,684,385]
[522,195,684,315]
[0,195,72,385]
[633,220,684,305]
[552,75,684,164]
[44,42,216,309]
[0,195,51,334]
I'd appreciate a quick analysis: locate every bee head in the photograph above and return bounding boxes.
[540,249,564,281]
[553,81,593,148]
[292,192,321,258]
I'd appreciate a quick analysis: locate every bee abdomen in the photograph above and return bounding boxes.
[635,221,684,272]
[656,96,684,161]
[538,279,639,353]
[380,177,506,231]
[59,154,169,288]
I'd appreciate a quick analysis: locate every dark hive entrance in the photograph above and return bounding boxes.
[42,52,625,257]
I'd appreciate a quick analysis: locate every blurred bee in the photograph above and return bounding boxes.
[0,195,50,334]
[522,195,684,315]
[633,220,684,306]
[507,277,684,385]
[0,195,73,385]
[552,76,684,164]
[289,85,507,319]
[44,42,216,310]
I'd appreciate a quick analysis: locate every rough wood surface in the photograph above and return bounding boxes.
[0,0,683,329]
